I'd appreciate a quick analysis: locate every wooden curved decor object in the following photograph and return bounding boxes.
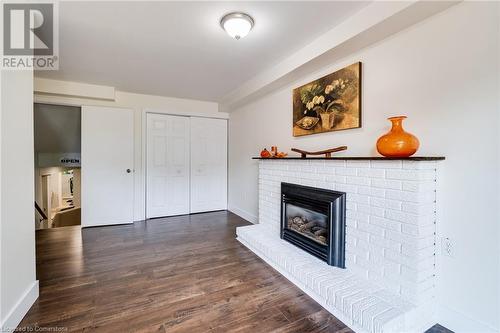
[291,146,347,158]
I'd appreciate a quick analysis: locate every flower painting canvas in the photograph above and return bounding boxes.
[292,62,361,137]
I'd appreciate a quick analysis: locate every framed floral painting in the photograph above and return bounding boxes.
[292,62,361,137]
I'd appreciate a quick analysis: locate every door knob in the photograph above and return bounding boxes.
[126,169,132,173]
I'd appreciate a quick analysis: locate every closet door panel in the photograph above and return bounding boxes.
[190,117,227,213]
[146,114,190,218]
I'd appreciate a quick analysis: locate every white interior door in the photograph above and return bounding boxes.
[146,113,190,218]
[81,106,134,227]
[190,117,227,213]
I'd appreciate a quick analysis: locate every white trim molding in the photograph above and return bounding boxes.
[438,305,499,333]
[0,281,39,332]
[229,205,258,224]
[35,78,115,101]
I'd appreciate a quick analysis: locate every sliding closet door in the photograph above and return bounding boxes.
[146,114,190,218]
[190,117,227,213]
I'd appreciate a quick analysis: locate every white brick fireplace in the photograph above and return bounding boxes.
[236,158,443,333]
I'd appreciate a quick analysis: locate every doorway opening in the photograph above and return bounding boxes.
[34,103,82,229]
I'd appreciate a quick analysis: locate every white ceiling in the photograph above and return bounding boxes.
[36,1,370,102]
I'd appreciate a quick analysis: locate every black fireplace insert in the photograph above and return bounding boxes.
[281,182,346,268]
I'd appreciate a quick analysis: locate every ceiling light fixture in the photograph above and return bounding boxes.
[220,12,254,40]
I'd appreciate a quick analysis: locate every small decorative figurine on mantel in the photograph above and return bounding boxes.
[260,147,287,158]
[291,146,347,158]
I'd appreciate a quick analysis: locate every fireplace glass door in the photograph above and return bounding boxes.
[281,182,346,268]
[285,203,329,246]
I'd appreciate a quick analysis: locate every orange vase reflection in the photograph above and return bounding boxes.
[376,116,419,157]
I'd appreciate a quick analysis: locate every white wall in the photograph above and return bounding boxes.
[34,87,226,222]
[0,70,38,330]
[228,2,499,332]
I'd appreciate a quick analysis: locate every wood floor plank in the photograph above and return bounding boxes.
[271,310,350,333]
[210,307,290,333]
[277,294,325,323]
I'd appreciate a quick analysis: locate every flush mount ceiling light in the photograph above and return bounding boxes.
[220,12,254,40]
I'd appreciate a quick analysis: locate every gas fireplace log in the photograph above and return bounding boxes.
[299,223,314,232]
[314,229,327,237]
[292,216,306,225]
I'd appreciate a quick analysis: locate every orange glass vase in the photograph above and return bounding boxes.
[376,116,419,157]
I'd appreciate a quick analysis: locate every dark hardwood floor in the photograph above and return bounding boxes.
[20,211,451,333]
[20,211,352,333]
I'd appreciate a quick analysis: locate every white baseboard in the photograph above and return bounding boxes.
[1,280,39,332]
[228,206,258,224]
[438,304,499,333]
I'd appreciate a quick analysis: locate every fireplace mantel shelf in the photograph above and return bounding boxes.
[252,156,445,161]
